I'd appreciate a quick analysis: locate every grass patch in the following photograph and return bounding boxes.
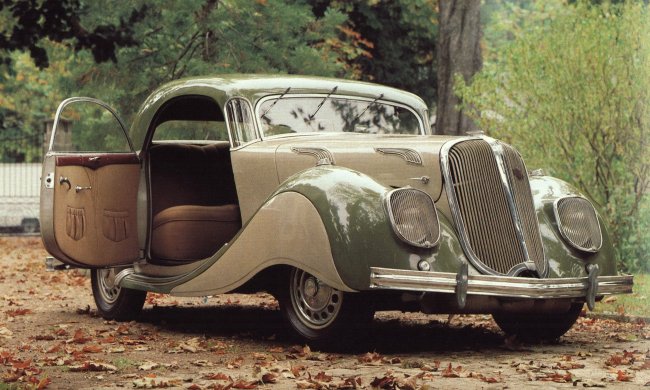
[593,274,649,318]
[112,358,136,370]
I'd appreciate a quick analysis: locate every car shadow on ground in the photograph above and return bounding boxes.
[136,304,505,354]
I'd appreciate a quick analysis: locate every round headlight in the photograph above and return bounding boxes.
[553,196,602,253]
[385,188,440,248]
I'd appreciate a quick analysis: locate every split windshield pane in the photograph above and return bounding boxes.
[258,96,421,137]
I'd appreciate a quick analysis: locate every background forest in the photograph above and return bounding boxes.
[0,0,648,273]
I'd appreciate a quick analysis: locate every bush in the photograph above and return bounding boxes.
[457,1,650,273]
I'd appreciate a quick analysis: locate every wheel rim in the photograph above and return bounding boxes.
[96,269,121,305]
[290,269,343,330]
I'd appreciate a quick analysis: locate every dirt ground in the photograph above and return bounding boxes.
[0,237,648,389]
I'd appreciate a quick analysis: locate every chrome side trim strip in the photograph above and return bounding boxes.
[369,267,633,299]
[291,146,336,166]
[374,147,423,165]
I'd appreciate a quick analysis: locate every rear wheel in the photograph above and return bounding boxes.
[277,268,374,342]
[492,303,583,341]
[91,268,146,321]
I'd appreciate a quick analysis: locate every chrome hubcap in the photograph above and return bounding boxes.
[97,269,121,304]
[290,269,342,329]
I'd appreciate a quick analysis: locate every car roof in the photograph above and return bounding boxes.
[130,74,429,148]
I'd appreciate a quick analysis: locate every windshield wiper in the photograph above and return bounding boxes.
[308,86,338,121]
[352,93,384,123]
[261,87,291,119]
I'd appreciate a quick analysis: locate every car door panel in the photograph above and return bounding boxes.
[42,98,141,268]
[52,159,139,266]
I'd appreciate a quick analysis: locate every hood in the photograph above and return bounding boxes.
[272,133,463,201]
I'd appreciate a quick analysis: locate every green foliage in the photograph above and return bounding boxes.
[0,49,69,161]
[0,0,147,68]
[310,0,438,106]
[58,0,358,126]
[457,1,650,273]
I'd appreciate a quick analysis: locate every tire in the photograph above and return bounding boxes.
[91,268,146,321]
[277,268,374,343]
[21,219,39,233]
[492,303,583,341]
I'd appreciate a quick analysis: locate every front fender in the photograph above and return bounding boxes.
[531,176,617,277]
[274,165,469,290]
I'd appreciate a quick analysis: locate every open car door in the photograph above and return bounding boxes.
[41,98,140,268]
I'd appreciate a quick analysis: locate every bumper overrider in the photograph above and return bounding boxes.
[369,264,633,311]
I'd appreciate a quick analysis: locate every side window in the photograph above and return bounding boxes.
[226,99,257,147]
[151,96,227,141]
[52,100,131,153]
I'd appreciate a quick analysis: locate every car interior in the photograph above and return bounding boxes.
[146,96,241,264]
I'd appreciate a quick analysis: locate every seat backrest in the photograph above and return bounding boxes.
[149,143,238,217]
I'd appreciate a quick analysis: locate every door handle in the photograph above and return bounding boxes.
[59,176,71,190]
[75,186,92,193]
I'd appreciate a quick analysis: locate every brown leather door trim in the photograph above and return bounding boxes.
[56,154,139,170]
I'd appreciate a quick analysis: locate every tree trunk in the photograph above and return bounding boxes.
[436,0,482,135]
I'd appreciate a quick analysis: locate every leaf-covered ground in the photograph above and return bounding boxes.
[0,237,648,389]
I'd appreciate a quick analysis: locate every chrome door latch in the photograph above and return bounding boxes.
[44,172,54,189]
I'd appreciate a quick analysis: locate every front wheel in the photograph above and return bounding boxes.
[492,303,583,341]
[277,268,374,343]
[91,268,146,321]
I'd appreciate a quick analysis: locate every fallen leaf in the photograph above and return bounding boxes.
[133,377,183,388]
[314,372,332,382]
[70,329,92,344]
[204,372,231,380]
[69,361,117,372]
[441,363,462,378]
[0,327,14,339]
[5,308,32,317]
[82,345,103,353]
[370,375,396,389]
[232,378,257,389]
[617,370,633,382]
[138,361,160,371]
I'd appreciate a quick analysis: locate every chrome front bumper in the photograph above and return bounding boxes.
[369,265,633,310]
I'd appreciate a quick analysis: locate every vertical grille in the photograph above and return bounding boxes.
[446,140,546,276]
[502,145,547,275]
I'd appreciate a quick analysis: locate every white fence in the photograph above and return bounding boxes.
[0,163,41,231]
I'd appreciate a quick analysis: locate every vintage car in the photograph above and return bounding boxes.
[41,75,633,342]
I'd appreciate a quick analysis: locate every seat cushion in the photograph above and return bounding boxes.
[151,204,241,261]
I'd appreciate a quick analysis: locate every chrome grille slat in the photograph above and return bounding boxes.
[443,139,548,276]
[502,145,547,275]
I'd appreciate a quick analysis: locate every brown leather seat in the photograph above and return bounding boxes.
[151,204,241,261]
[148,143,241,263]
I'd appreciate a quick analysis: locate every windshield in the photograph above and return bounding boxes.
[257,95,422,137]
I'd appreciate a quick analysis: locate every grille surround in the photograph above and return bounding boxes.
[440,138,547,277]
[386,188,440,249]
[553,196,602,253]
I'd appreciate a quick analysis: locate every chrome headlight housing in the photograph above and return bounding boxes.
[553,196,602,253]
[385,188,440,248]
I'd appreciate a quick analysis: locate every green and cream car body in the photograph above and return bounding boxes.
[41,75,632,341]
